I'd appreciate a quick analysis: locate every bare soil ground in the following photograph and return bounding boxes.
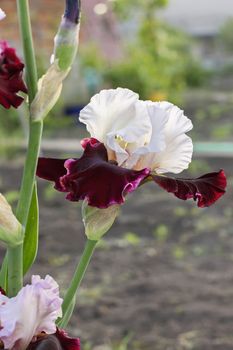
[0,155,232,350]
[1,89,233,350]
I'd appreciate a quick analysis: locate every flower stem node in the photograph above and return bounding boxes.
[0,194,23,247]
[82,200,120,241]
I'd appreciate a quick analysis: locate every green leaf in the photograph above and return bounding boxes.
[23,182,39,275]
[0,255,8,290]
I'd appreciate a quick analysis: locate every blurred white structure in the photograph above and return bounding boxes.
[159,0,233,36]
[159,0,233,68]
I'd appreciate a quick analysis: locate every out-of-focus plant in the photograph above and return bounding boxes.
[80,0,206,103]
[112,0,168,18]
[218,17,233,52]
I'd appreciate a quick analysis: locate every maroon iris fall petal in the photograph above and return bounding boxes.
[27,329,81,350]
[0,287,6,295]
[55,328,81,350]
[37,139,150,208]
[152,169,226,207]
[0,41,27,109]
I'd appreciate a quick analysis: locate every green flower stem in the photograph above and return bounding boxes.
[16,0,38,103]
[7,246,23,297]
[59,239,98,327]
[7,0,41,297]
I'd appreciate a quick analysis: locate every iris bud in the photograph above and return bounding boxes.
[31,1,81,121]
[82,201,120,241]
[53,0,81,71]
[0,194,23,247]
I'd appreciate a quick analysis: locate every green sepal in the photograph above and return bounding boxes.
[82,201,120,241]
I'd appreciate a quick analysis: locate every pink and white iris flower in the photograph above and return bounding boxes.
[0,275,80,350]
[37,88,226,208]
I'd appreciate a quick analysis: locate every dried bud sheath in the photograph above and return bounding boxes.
[0,194,23,247]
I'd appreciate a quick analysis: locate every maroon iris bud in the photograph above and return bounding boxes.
[64,0,81,24]
[27,329,80,350]
[0,41,27,109]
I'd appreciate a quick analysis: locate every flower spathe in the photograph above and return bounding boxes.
[0,275,62,350]
[0,41,27,109]
[37,88,227,208]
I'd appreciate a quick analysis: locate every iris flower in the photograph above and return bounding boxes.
[37,88,226,209]
[0,275,80,350]
[0,41,27,109]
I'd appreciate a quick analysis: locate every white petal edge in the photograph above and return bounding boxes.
[0,8,6,20]
[155,101,193,137]
[132,101,169,157]
[79,88,140,142]
[0,275,62,350]
[153,134,193,174]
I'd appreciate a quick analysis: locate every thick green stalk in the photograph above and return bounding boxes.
[7,0,41,296]
[7,246,23,297]
[16,0,38,103]
[59,239,97,327]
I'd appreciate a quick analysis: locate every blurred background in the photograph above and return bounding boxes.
[1,1,233,349]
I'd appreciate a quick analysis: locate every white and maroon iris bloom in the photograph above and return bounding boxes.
[0,41,27,109]
[0,275,63,350]
[37,88,226,208]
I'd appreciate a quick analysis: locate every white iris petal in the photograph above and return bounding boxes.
[80,88,152,166]
[79,88,193,174]
[151,102,193,174]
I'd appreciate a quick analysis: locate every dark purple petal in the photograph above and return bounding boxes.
[64,0,81,24]
[37,158,68,191]
[27,334,63,350]
[80,137,99,149]
[27,329,80,350]
[0,41,27,109]
[152,170,227,207]
[37,139,150,208]
[55,328,81,350]
[0,287,6,295]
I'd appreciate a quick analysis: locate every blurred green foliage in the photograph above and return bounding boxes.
[80,0,206,103]
[112,0,168,18]
[218,17,233,52]
[0,106,22,137]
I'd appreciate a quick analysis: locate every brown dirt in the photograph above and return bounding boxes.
[0,156,232,350]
